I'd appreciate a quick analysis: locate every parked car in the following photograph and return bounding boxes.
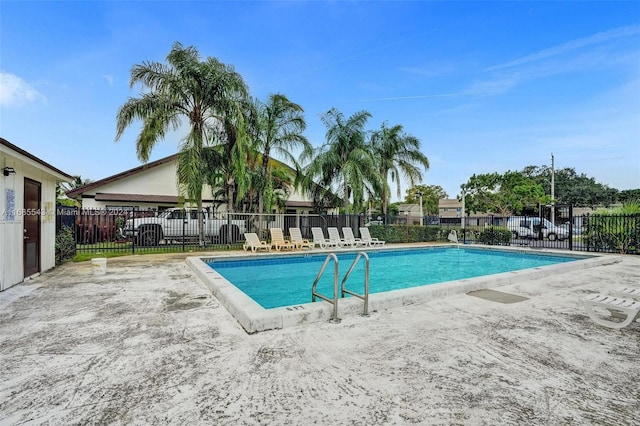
[560,221,582,236]
[365,220,384,227]
[506,216,569,241]
[123,208,246,246]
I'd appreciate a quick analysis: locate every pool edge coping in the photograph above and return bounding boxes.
[186,244,620,333]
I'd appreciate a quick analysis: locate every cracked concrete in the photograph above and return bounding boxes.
[0,251,638,425]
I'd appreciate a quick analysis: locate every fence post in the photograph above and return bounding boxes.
[182,212,186,252]
[132,207,137,255]
[568,205,573,251]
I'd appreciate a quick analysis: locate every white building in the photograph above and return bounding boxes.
[66,153,325,215]
[1,138,73,291]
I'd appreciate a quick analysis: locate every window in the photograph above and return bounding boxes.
[169,210,185,220]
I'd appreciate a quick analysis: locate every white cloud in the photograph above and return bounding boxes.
[103,74,114,87]
[0,72,47,107]
[487,24,640,72]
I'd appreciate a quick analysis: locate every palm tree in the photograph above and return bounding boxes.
[61,175,93,192]
[370,122,430,217]
[202,102,253,214]
[115,42,249,244]
[302,108,379,216]
[253,94,311,216]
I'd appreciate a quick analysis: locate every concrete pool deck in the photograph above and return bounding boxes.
[1,247,639,424]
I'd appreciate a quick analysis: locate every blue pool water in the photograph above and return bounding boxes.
[204,247,577,309]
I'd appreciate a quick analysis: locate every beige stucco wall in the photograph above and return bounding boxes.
[79,158,317,213]
[79,160,221,210]
[90,160,180,197]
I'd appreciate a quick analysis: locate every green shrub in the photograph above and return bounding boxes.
[366,225,462,243]
[55,225,76,265]
[583,215,639,254]
[582,201,639,254]
[477,226,511,246]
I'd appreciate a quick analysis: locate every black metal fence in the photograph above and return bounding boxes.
[55,206,640,257]
[453,213,639,255]
[55,207,371,256]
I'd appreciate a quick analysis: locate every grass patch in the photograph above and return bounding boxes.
[72,242,245,262]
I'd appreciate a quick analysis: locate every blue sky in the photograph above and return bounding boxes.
[1,1,639,201]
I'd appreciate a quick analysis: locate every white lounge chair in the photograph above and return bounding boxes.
[359,227,385,246]
[613,286,640,301]
[311,227,338,249]
[243,233,270,252]
[342,227,363,247]
[289,227,313,250]
[327,227,346,247]
[582,293,640,329]
[269,228,295,251]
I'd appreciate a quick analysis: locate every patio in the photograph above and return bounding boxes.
[0,251,638,424]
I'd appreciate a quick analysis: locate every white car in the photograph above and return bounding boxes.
[365,220,384,227]
[507,216,569,241]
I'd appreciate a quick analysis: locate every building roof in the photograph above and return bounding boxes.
[397,203,421,213]
[439,199,462,208]
[0,137,74,181]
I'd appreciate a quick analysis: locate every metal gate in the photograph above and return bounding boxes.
[536,204,573,250]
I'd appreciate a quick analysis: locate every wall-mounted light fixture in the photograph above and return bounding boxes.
[3,167,16,176]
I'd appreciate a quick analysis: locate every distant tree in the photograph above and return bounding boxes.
[58,175,93,206]
[462,171,549,216]
[405,185,448,215]
[60,175,93,193]
[617,189,640,204]
[369,122,429,217]
[522,165,617,208]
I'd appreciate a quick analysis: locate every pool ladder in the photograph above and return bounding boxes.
[311,252,370,323]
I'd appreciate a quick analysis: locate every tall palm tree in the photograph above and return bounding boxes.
[302,108,379,215]
[253,93,311,216]
[370,122,430,217]
[202,102,253,214]
[115,42,249,244]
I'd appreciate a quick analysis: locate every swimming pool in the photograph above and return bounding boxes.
[186,245,612,333]
[204,247,576,309]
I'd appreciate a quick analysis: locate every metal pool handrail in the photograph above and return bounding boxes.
[341,252,370,316]
[311,253,341,323]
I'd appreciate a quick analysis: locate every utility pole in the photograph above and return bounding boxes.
[551,153,555,224]
[461,185,466,232]
[417,191,423,226]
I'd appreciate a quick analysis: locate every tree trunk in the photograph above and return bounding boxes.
[344,181,350,226]
[197,198,205,246]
